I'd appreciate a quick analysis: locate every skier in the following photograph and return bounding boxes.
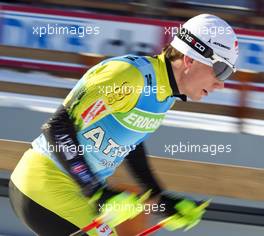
[9,14,238,236]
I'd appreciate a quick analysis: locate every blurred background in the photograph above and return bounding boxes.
[0,0,264,236]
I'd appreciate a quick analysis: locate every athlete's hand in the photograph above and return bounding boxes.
[157,192,209,231]
[94,186,151,228]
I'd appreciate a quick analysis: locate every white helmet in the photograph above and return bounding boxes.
[171,14,239,68]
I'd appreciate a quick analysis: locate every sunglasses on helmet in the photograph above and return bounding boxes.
[176,28,236,81]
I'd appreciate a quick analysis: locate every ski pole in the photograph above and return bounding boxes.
[136,200,210,236]
[136,216,173,236]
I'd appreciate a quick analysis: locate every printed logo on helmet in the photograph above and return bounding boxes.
[212,41,231,50]
[178,30,206,53]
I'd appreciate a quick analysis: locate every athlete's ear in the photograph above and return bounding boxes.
[183,55,193,75]
[183,55,194,68]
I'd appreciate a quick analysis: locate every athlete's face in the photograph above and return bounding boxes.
[180,56,224,101]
